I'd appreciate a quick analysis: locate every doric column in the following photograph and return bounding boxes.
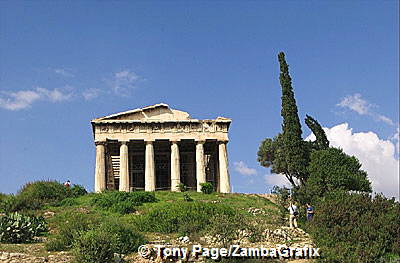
[94,142,106,192]
[119,141,130,192]
[145,141,156,191]
[196,140,206,192]
[218,141,231,193]
[170,141,181,191]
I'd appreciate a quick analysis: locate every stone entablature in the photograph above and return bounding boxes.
[93,120,230,142]
[91,103,232,193]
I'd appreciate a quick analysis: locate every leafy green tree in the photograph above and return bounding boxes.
[308,191,400,263]
[279,52,309,185]
[305,114,329,150]
[301,147,371,202]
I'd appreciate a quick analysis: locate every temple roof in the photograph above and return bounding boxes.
[91,103,231,123]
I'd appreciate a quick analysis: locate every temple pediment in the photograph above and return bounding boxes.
[92,103,193,122]
[92,103,231,123]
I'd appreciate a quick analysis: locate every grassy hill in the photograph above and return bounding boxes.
[0,183,316,263]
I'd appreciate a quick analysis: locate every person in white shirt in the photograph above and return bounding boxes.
[288,202,298,228]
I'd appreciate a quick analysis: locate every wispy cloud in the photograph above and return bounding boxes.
[53,68,74,77]
[107,70,141,96]
[82,88,102,101]
[233,161,257,176]
[0,87,74,111]
[337,93,394,125]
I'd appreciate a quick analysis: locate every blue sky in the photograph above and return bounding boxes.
[1,1,398,197]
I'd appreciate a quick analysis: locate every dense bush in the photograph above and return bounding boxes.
[0,212,47,243]
[207,214,246,247]
[177,183,188,192]
[17,181,69,210]
[0,195,18,213]
[135,201,235,235]
[46,212,101,251]
[57,197,78,207]
[0,193,6,202]
[200,182,214,194]
[183,193,193,202]
[68,184,87,197]
[99,219,146,254]
[2,181,88,212]
[73,228,116,263]
[90,191,157,214]
[307,191,400,263]
[270,186,293,224]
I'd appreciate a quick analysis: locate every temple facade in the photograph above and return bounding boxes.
[91,103,232,193]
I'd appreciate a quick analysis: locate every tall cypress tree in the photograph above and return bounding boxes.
[278,52,308,185]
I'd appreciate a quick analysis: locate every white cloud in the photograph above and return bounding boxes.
[0,87,74,111]
[82,88,101,101]
[306,123,399,199]
[109,70,141,96]
[264,173,292,188]
[53,68,74,77]
[233,161,257,176]
[337,93,394,125]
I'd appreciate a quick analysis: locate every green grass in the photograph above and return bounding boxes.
[1,191,282,260]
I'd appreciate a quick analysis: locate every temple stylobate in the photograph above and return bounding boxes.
[91,103,232,193]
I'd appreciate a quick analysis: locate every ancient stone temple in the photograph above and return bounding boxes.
[91,103,232,193]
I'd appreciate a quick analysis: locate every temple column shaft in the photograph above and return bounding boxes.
[119,141,130,192]
[94,142,106,192]
[170,141,181,191]
[145,141,156,191]
[196,141,206,192]
[219,141,231,193]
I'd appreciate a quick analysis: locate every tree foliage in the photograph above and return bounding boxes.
[305,114,329,150]
[278,52,309,185]
[296,147,372,203]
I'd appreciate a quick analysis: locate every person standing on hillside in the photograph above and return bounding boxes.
[64,180,71,189]
[306,203,315,221]
[288,201,298,228]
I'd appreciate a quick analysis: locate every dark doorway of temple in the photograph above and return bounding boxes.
[129,142,145,191]
[180,140,196,190]
[155,141,171,190]
[204,141,219,191]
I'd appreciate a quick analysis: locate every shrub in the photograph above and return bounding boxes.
[99,219,146,254]
[68,184,88,198]
[271,186,291,223]
[90,191,156,214]
[200,182,214,194]
[0,195,18,213]
[177,183,188,192]
[207,213,246,247]
[183,193,193,202]
[135,201,235,235]
[46,212,101,251]
[73,229,116,263]
[16,181,69,210]
[0,212,47,243]
[45,236,67,251]
[57,197,78,207]
[308,191,400,263]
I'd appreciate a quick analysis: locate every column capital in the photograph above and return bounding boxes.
[218,140,229,144]
[170,139,180,144]
[119,140,129,145]
[145,140,154,145]
[95,141,106,146]
[195,140,206,145]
